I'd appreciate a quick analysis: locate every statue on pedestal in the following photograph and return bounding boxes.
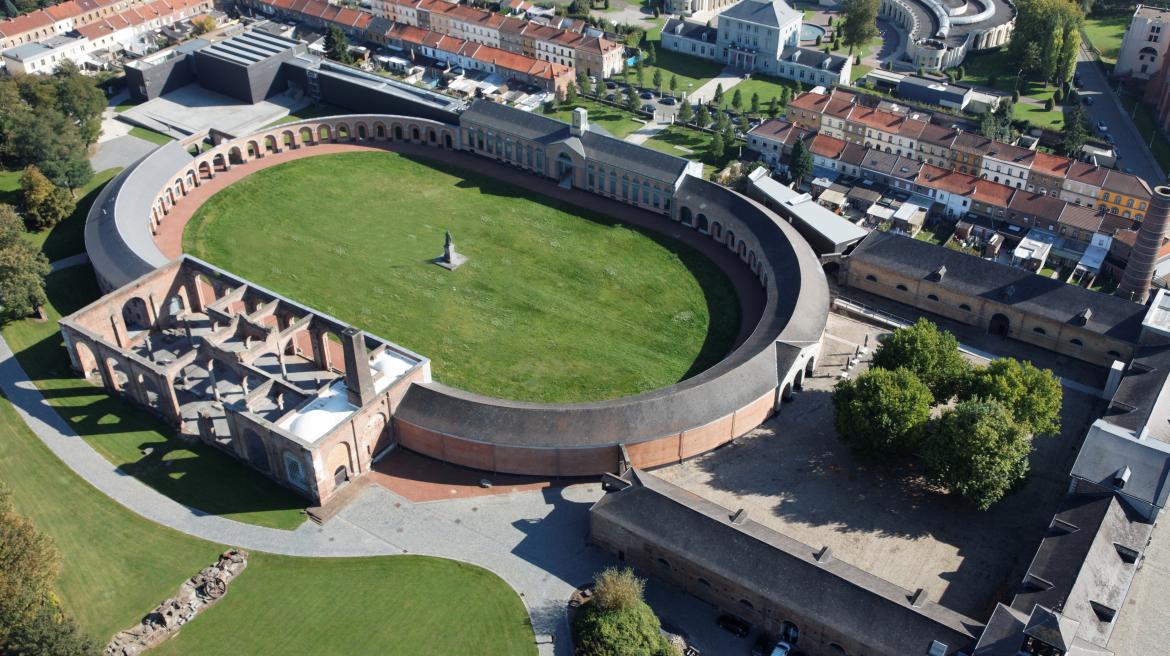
[432,230,468,270]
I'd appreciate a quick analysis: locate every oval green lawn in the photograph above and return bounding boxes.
[184,151,739,403]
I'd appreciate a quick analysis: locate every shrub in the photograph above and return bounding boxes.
[593,567,644,611]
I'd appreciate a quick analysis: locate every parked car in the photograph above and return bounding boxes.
[716,614,751,638]
[771,642,793,656]
[1074,74,1084,88]
[640,90,655,100]
[1097,120,1108,132]
[659,96,677,105]
[605,93,616,102]
[642,103,655,113]
[1083,96,1094,106]
[605,80,617,89]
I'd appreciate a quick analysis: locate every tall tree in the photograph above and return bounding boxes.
[731,88,743,112]
[577,70,590,96]
[840,0,880,54]
[20,165,74,231]
[652,68,662,93]
[713,83,724,107]
[1061,101,1089,156]
[678,100,694,124]
[573,568,675,656]
[669,74,678,97]
[695,104,711,128]
[871,317,970,401]
[923,399,1032,510]
[710,131,725,161]
[788,137,813,186]
[0,205,49,321]
[750,92,760,116]
[325,26,353,64]
[833,367,933,461]
[1008,0,1083,84]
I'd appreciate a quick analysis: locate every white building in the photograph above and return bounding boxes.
[1,34,87,73]
[1116,4,1170,80]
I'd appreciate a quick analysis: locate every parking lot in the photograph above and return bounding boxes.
[655,311,1104,620]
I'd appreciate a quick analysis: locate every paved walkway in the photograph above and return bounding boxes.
[624,118,669,144]
[687,67,746,105]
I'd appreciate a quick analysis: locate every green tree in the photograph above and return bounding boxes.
[840,0,880,53]
[577,70,590,96]
[1061,100,1089,156]
[191,14,216,35]
[669,74,678,97]
[696,104,711,128]
[573,568,675,656]
[325,26,353,64]
[833,367,933,460]
[731,88,743,112]
[768,96,779,117]
[0,205,49,321]
[1021,41,1043,80]
[625,85,639,111]
[647,42,656,65]
[713,83,724,106]
[1008,0,1083,84]
[788,137,813,185]
[965,358,1062,436]
[678,100,694,124]
[871,318,970,401]
[565,82,578,105]
[20,165,74,231]
[635,56,645,88]
[652,68,663,93]
[710,131,726,161]
[924,399,1032,510]
[750,91,760,116]
[1043,96,1054,111]
[0,485,97,655]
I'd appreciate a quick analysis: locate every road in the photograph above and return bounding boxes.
[1075,41,1165,186]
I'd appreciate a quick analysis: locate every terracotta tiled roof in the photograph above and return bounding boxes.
[1031,152,1072,178]
[898,118,927,139]
[916,164,976,195]
[1066,161,1109,187]
[809,132,847,158]
[748,119,799,142]
[917,123,957,147]
[851,107,903,132]
[1008,191,1065,219]
[789,90,831,112]
[971,179,1015,207]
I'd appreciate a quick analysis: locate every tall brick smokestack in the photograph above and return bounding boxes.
[1118,185,1170,304]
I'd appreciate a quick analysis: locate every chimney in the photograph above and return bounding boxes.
[341,327,375,407]
[571,106,588,136]
[1117,185,1170,303]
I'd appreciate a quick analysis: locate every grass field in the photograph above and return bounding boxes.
[1,267,309,530]
[546,98,644,139]
[129,126,174,146]
[1083,14,1130,66]
[184,151,739,403]
[637,49,724,95]
[731,74,800,110]
[0,392,534,654]
[0,167,21,206]
[642,126,726,177]
[153,554,535,656]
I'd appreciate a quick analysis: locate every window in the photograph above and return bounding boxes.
[927,294,939,301]
[865,274,877,282]
[1108,350,1122,358]
[896,284,909,291]
[1033,327,1047,335]
[1070,338,1084,346]
[960,303,972,311]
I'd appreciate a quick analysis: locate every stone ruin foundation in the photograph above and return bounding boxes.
[106,549,249,655]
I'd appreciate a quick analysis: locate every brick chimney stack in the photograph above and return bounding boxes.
[1117,185,1170,304]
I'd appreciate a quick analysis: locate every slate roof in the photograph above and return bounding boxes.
[1066,161,1109,187]
[590,469,982,654]
[781,45,848,73]
[1010,492,1153,648]
[461,100,692,182]
[720,0,799,27]
[1102,169,1153,199]
[1101,342,1170,440]
[848,231,1148,341]
[663,17,717,42]
[1072,421,1170,515]
[897,75,971,105]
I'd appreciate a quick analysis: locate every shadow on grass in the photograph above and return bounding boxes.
[39,169,121,262]
[6,267,306,529]
[399,151,746,381]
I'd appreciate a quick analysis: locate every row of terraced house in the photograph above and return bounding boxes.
[0,0,212,72]
[238,0,623,92]
[747,87,1158,281]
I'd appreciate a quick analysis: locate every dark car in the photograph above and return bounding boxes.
[642,103,656,113]
[605,80,617,89]
[1074,75,1084,88]
[716,614,751,638]
[659,96,677,105]
[751,635,773,656]
[1083,96,1094,106]
[605,93,616,102]
[640,90,655,99]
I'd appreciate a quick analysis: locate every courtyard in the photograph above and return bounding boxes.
[182,150,740,403]
[655,312,1102,619]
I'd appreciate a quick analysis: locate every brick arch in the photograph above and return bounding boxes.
[318,124,333,141]
[355,122,369,140]
[265,134,281,153]
[245,140,261,159]
[373,122,387,140]
[299,126,314,145]
[198,160,213,179]
[335,123,351,141]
